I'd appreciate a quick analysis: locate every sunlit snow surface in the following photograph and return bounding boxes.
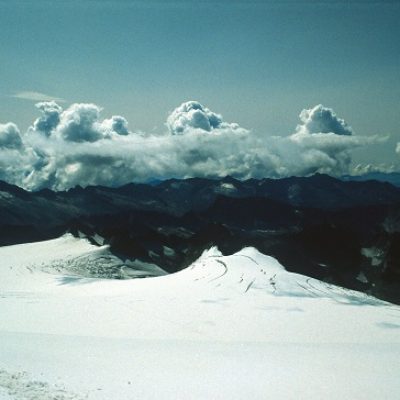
[0,235,399,399]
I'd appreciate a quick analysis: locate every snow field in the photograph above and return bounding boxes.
[0,235,399,399]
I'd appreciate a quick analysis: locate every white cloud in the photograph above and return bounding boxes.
[31,102,132,142]
[166,100,239,134]
[33,101,63,137]
[286,104,384,176]
[296,104,352,136]
[57,103,104,142]
[0,122,23,150]
[12,91,66,103]
[352,163,397,176]
[0,123,37,185]
[0,100,387,190]
[101,115,130,136]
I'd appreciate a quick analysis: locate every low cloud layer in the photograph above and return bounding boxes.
[0,100,386,191]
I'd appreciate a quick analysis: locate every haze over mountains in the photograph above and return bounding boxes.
[1,173,400,304]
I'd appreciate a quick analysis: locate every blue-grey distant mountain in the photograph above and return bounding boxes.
[341,172,400,187]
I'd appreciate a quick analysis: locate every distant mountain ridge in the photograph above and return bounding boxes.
[341,172,400,187]
[1,174,400,304]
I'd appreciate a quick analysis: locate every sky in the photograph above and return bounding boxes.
[0,0,399,189]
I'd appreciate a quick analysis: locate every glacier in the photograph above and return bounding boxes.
[0,235,399,399]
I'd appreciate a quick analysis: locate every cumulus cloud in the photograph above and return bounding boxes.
[101,115,130,136]
[0,123,37,185]
[30,102,131,142]
[33,101,63,137]
[296,104,353,136]
[166,101,238,134]
[287,104,375,175]
[57,103,104,142]
[0,122,23,150]
[0,100,386,191]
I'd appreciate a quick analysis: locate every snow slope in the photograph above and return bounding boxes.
[0,235,399,399]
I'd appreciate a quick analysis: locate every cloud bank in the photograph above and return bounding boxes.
[0,100,384,191]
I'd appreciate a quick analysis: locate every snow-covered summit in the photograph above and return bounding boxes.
[190,245,380,304]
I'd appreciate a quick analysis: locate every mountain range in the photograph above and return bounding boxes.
[1,173,400,303]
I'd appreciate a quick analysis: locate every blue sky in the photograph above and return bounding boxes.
[0,0,399,188]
